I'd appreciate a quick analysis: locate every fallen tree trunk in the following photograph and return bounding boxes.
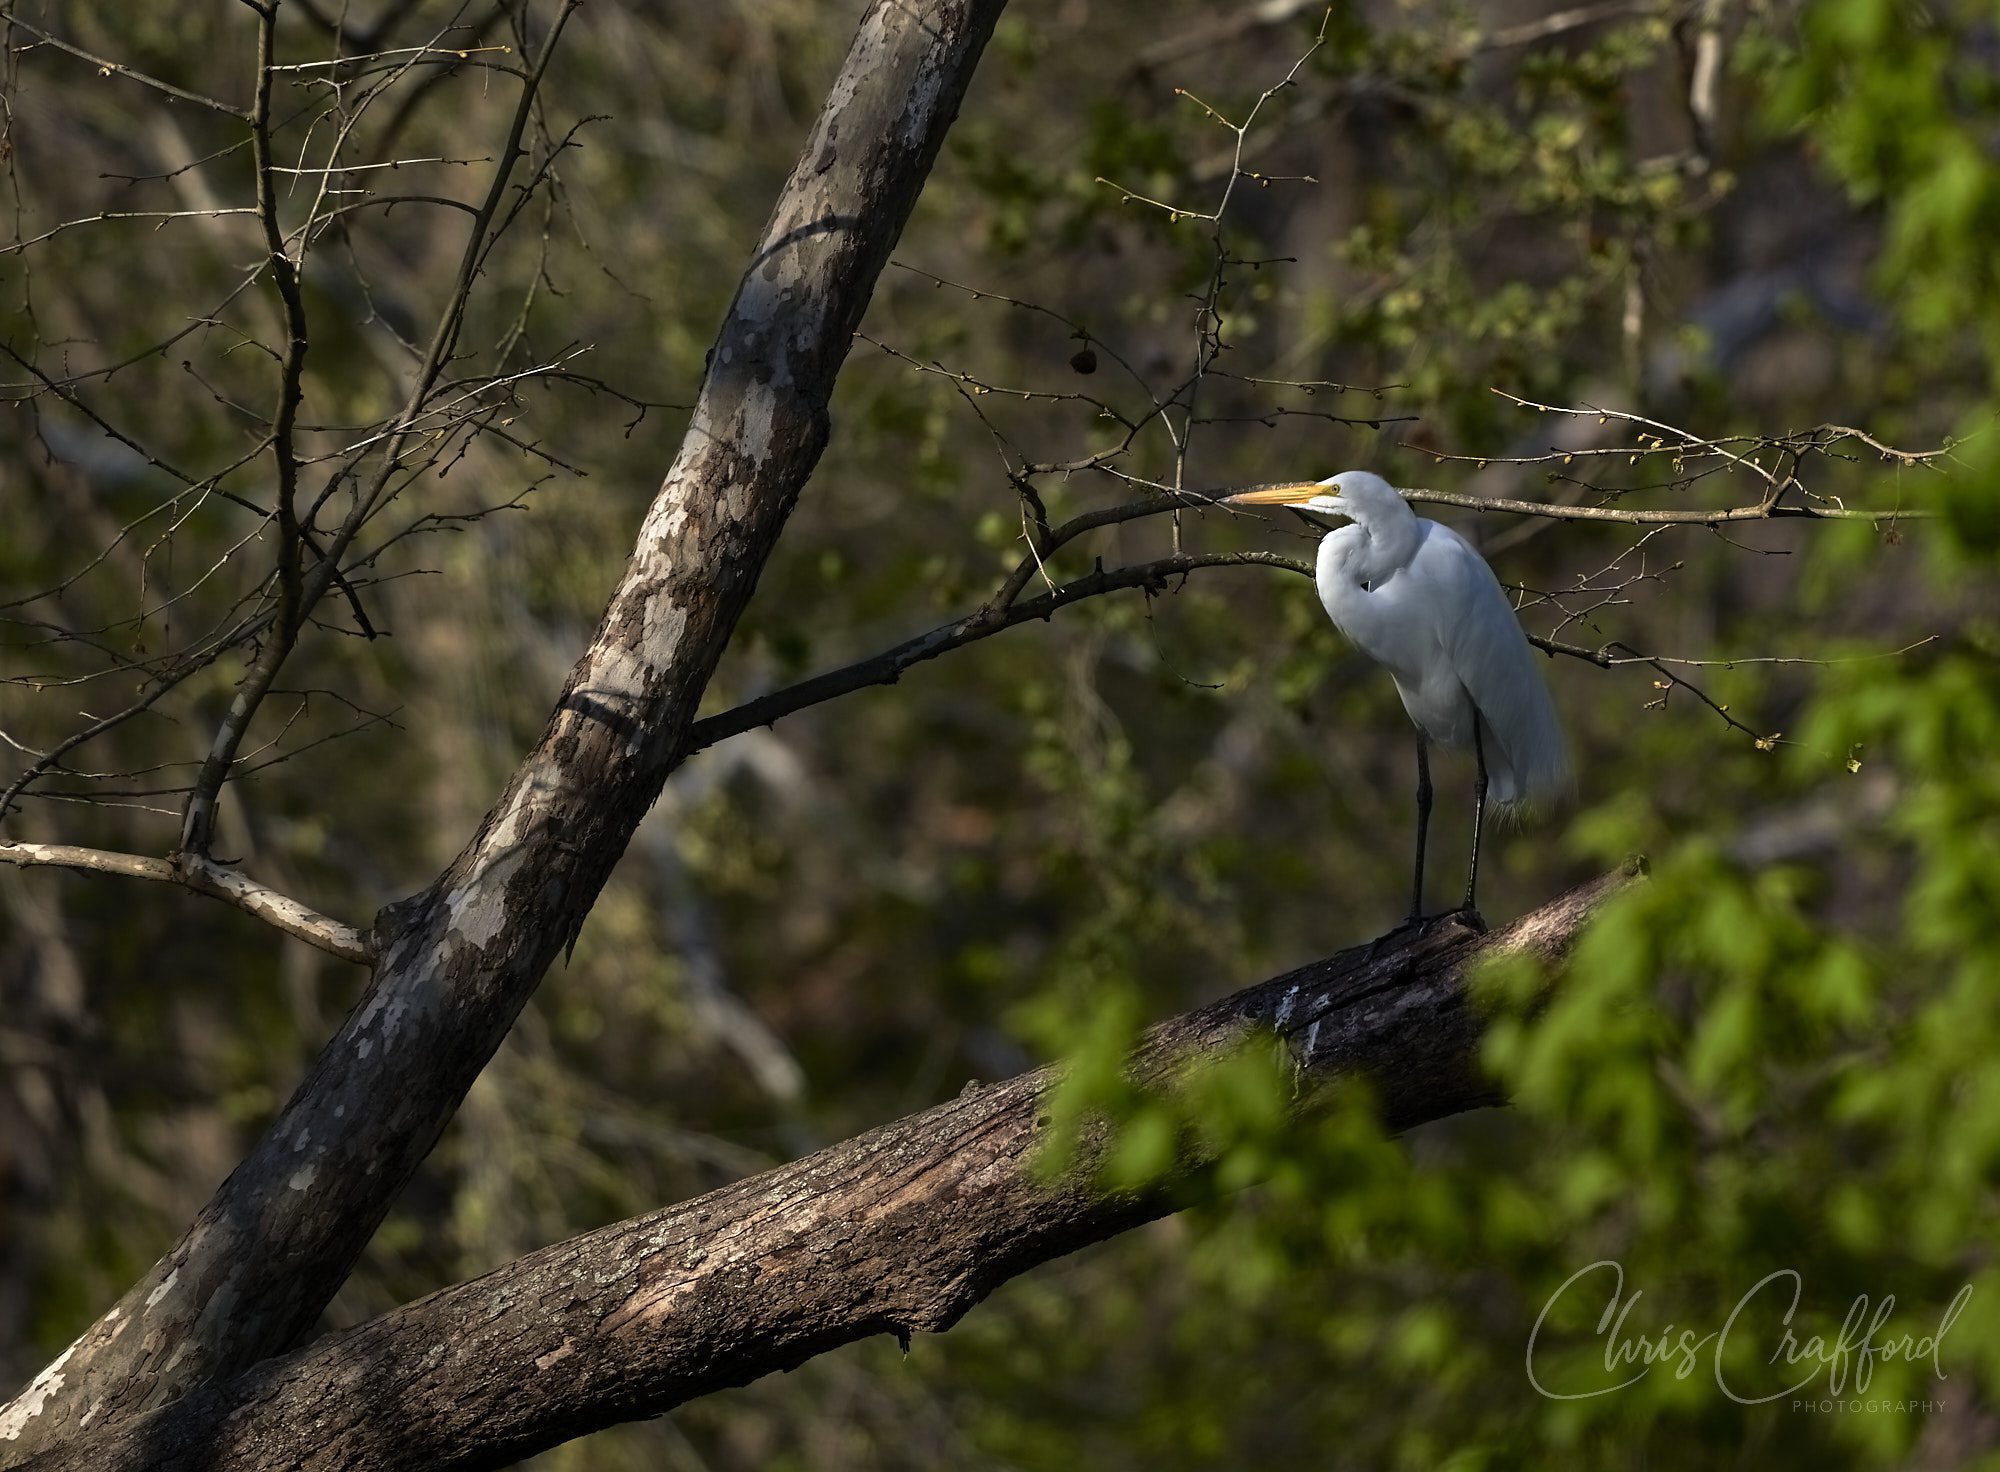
[12,872,1627,1472]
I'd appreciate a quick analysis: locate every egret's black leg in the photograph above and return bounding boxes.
[1464,716,1490,913]
[1411,736,1433,920]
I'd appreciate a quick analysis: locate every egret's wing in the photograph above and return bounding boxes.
[1411,524,1570,806]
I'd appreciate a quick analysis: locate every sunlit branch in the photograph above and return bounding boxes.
[0,841,372,963]
[1108,472,1932,527]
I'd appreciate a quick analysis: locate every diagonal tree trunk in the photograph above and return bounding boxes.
[9,874,1628,1472]
[0,0,1008,1455]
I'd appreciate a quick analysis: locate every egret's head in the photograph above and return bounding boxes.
[1224,470,1403,520]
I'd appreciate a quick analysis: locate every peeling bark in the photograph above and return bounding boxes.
[0,0,1008,1455]
[10,873,1628,1472]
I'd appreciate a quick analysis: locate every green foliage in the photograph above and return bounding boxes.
[1761,0,2000,367]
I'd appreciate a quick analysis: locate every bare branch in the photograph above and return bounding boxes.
[1132,0,1322,74]
[1478,0,1672,54]
[0,842,371,964]
[1400,484,1928,525]
[0,208,260,256]
[1681,0,1726,163]
[1107,473,1933,527]
[178,0,318,859]
[686,551,1310,755]
[1,14,249,117]
[175,0,582,858]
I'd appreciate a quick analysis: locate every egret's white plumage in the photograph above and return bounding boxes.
[1229,470,1568,914]
[1307,472,1567,806]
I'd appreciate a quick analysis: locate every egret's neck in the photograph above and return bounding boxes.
[1318,509,1420,590]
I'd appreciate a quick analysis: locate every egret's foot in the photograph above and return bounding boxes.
[1365,913,1426,963]
[1364,908,1483,964]
[1413,907,1483,937]
[1443,903,1488,935]
[1405,907,1485,936]
[1374,908,1474,950]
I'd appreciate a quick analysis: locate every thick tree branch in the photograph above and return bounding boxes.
[12,872,1632,1472]
[0,843,371,964]
[0,0,1009,1454]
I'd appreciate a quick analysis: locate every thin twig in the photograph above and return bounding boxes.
[3,14,249,117]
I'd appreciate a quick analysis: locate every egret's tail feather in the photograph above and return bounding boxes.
[1484,674,1571,813]
[1489,720,1571,813]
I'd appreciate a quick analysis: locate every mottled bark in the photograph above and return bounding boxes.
[11,873,1627,1472]
[0,0,1007,1456]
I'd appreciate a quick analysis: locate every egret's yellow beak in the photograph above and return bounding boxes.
[1224,481,1333,505]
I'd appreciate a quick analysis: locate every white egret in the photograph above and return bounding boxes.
[1227,471,1568,918]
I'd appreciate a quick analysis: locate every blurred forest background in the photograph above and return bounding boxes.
[3,0,1999,1466]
